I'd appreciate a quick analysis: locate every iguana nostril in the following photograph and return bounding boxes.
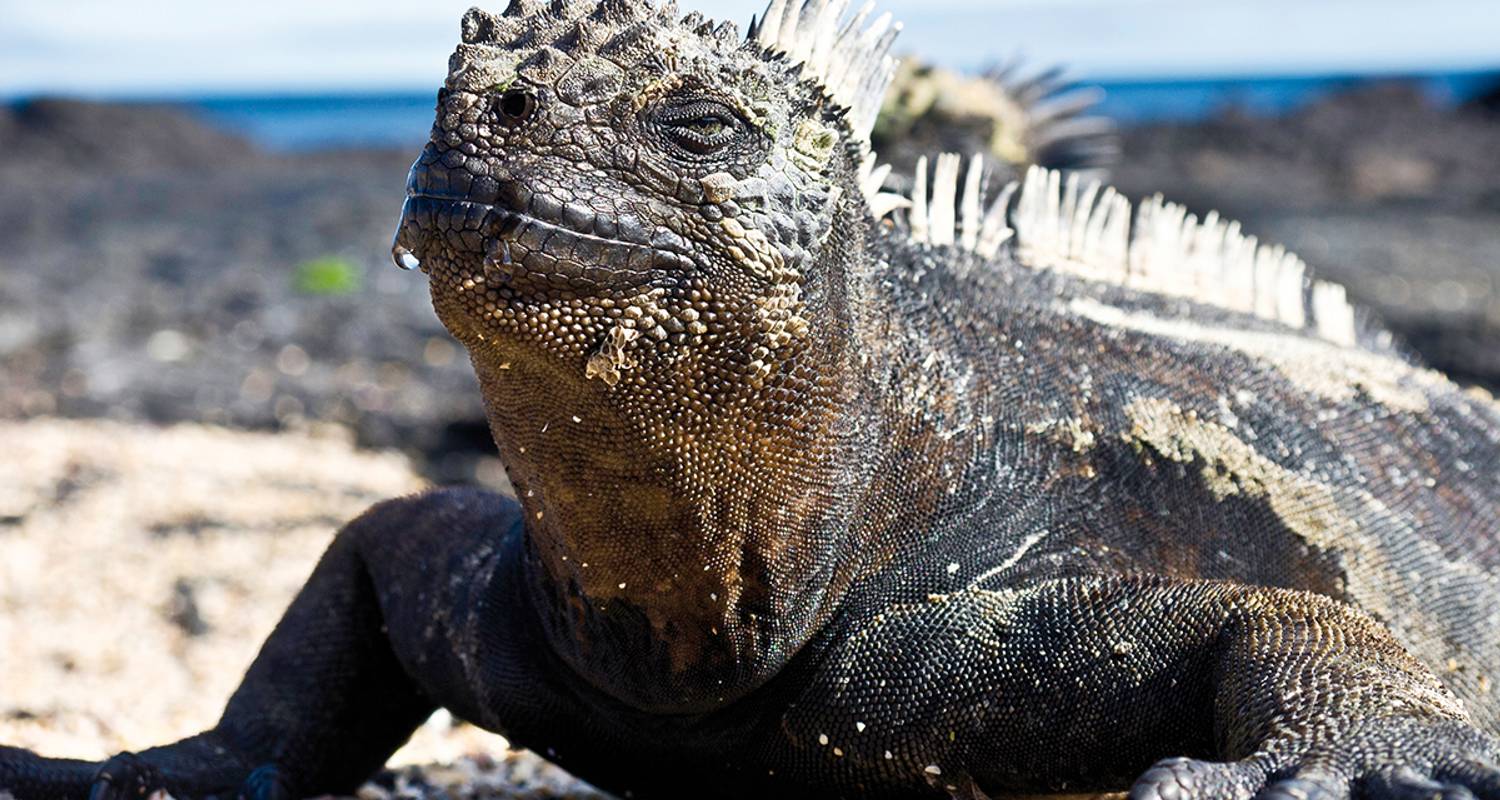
[497,179,531,210]
[496,89,538,127]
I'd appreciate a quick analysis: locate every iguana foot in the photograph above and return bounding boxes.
[1129,719,1500,799]
[79,751,293,800]
[83,752,294,800]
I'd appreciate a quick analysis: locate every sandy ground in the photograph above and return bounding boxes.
[0,418,603,798]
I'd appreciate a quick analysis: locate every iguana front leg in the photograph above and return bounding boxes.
[1129,581,1500,800]
[0,488,519,800]
[797,576,1500,799]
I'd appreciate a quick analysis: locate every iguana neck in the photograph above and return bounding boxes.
[465,201,887,713]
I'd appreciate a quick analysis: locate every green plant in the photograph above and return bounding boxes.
[293,257,362,296]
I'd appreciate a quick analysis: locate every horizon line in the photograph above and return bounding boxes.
[5,65,1498,105]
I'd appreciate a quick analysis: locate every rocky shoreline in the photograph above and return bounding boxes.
[0,98,502,490]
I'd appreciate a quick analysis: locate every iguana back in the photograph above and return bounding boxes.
[845,162,1500,736]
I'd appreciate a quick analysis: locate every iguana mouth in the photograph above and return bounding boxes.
[392,185,697,292]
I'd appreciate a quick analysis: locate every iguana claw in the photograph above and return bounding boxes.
[236,764,295,800]
[88,752,165,800]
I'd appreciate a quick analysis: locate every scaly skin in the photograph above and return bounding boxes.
[7,0,1500,798]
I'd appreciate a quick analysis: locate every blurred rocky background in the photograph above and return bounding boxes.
[0,98,502,490]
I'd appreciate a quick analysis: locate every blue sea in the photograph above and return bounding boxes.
[175,71,1499,152]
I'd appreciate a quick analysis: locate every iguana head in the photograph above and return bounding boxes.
[393,0,897,402]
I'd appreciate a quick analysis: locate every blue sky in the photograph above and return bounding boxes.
[3,0,1498,97]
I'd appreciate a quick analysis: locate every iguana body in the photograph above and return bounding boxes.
[6,1,1500,798]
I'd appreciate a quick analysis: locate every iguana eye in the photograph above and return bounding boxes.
[495,89,538,128]
[658,100,742,155]
[679,116,727,138]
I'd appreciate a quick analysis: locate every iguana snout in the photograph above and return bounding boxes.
[393,150,695,296]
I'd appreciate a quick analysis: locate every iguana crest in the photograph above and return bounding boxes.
[748,0,902,145]
[894,157,1361,347]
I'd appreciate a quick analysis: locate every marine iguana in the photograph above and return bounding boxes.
[6,0,1500,798]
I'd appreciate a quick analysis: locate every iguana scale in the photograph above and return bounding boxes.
[6,0,1500,798]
